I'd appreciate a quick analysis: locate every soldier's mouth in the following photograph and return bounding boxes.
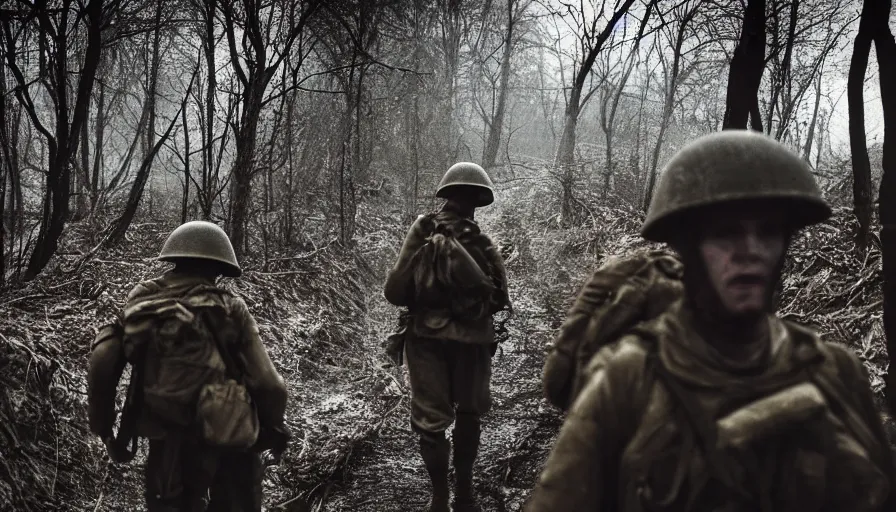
[728,274,766,288]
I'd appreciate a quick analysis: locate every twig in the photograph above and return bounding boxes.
[1,294,49,307]
[267,238,339,263]
[246,270,313,276]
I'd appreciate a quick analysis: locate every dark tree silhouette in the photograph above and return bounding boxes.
[722,0,766,130]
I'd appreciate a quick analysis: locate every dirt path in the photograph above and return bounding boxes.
[317,294,565,512]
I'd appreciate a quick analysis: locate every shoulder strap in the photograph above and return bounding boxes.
[641,337,751,501]
[200,292,246,383]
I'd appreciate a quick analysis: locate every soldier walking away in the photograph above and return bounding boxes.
[384,162,512,512]
[88,221,291,512]
[526,131,896,511]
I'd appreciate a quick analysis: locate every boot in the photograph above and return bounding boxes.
[420,434,451,512]
[452,414,482,512]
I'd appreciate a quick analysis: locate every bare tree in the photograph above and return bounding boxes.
[721,0,765,130]
[220,0,322,258]
[865,0,896,416]
[642,0,704,211]
[596,45,637,198]
[849,0,877,255]
[105,2,192,246]
[549,0,654,223]
[0,0,107,279]
[477,0,534,170]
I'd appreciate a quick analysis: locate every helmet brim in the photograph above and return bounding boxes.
[436,184,494,207]
[641,195,833,243]
[158,254,243,277]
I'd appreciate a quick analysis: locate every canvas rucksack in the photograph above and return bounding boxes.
[542,249,685,410]
[88,283,260,456]
[411,214,497,316]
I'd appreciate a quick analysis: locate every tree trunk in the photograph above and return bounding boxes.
[870,0,896,417]
[22,0,103,280]
[722,0,767,130]
[644,6,696,211]
[228,76,266,258]
[75,97,91,221]
[766,0,798,138]
[91,81,105,211]
[601,52,637,198]
[181,98,191,224]
[557,86,582,223]
[848,0,874,254]
[482,0,516,170]
[106,85,193,246]
[202,0,217,220]
[803,72,823,162]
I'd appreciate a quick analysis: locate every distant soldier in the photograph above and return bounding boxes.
[384,163,512,512]
[526,131,896,511]
[88,221,291,511]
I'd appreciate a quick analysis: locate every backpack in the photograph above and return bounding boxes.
[411,214,497,316]
[542,249,684,410]
[89,283,259,455]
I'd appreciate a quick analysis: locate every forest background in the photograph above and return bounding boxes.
[0,0,894,510]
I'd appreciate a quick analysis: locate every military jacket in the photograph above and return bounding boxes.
[526,300,895,511]
[384,206,510,344]
[126,272,288,437]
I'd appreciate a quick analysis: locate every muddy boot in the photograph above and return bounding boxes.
[420,433,450,512]
[452,413,482,512]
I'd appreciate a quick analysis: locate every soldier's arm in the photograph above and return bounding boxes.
[526,344,647,511]
[231,297,288,427]
[86,322,126,438]
[383,215,431,306]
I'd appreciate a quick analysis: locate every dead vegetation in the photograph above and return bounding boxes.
[0,176,891,511]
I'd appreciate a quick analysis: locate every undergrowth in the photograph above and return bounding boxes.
[0,165,891,511]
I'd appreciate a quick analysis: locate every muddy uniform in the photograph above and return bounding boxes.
[385,205,509,436]
[125,271,289,512]
[527,300,896,511]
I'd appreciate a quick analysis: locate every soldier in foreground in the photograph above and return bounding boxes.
[384,163,511,512]
[526,131,896,511]
[88,221,290,511]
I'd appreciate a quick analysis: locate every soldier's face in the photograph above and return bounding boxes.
[697,211,787,317]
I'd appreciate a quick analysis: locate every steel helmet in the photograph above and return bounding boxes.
[641,130,832,243]
[158,221,242,277]
[435,162,495,207]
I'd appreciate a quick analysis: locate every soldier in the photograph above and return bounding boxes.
[526,131,896,511]
[384,162,511,512]
[88,221,290,511]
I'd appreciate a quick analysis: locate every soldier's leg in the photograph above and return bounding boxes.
[144,435,216,512]
[145,439,183,512]
[206,450,264,512]
[406,335,455,512]
[450,342,493,512]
